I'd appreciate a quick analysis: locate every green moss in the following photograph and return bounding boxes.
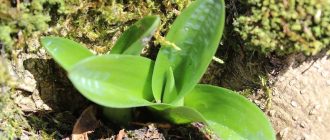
[234,0,330,55]
[259,75,272,110]
[59,0,192,54]
[0,58,25,139]
[0,0,65,50]
[239,89,254,97]
[0,0,192,53]
[0,58,14,87]
[0,26,14,47]
[0,93,29,139]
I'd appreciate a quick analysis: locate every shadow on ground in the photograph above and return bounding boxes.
[23,58,90,137]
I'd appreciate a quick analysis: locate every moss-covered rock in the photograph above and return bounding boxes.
[234,0,330,55]
[0,0,192,53]
[0,0,68,50]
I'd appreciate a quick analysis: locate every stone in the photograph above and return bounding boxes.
[280,127,290,138]
[309,105,320,115]
[300,121,307,128]
[291,100,298,107]
[269,110,276,117]
[326,80,330,86]
[292,116,298,121]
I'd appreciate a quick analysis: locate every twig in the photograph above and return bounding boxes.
[301,59,316,75]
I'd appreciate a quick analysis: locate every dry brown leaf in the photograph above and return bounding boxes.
[116,129,126,140]
[72,105,100,140]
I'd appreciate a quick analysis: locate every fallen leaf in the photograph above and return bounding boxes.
[72,105,100,140]
[116,129,126,140]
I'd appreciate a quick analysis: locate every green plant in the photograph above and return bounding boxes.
[234,0,330,55]
[41,0,275,139]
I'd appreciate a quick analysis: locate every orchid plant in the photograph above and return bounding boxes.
[41,0,275,139]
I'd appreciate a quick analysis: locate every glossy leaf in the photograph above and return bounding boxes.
[149,104,205,124]
[162,67,178,103]
[185,85,276,140]
[41,37,93,71]
[152,54,171,103]
[153,0,226,103]
[68,55,155,108]
[111,16,160,55]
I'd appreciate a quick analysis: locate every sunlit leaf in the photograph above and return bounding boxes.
[152,54,171,103]
[41,37,93,71]
[153,0,226,103]
[185,85,276,140]
[111,16,160,55]
[68,55,155,108]
[162,67,178,103]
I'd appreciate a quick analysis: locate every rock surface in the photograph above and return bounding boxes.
[270,55,330,140]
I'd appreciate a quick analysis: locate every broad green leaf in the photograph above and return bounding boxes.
[153,0,226,103]
[111,16,160,55]
[149,104,205,124]
[41,37,93,71]
[185,85,275,140]
[68,55,155,108]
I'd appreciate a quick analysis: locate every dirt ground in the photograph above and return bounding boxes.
[268,54,330,140]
